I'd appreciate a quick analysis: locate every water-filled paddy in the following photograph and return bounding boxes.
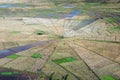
[0,4,28,8]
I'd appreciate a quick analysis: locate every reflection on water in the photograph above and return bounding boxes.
[73,18,98,30]
[0,4,28,8]
[0,40,52,58]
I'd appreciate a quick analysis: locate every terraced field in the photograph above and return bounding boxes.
[0,0,120,80]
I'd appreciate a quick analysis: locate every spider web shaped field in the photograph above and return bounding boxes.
[0,1,120,80]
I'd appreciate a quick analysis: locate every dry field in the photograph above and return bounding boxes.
[0,1,120,80]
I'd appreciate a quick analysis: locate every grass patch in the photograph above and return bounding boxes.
[58,35,64,39]
[104,18,116,23]
[48,35,58,39]
[82,3,99,10]
[53,57,76,64]
[0,72,13,76]
[48,35,65,39]
[100,75,115,80]
[34,30,45,35]
[0,71,19,76]
[112,26,120,30]
[31,53,41,58]
[108,26,120,33]
[7,54,20,59]
[10,31,21,35]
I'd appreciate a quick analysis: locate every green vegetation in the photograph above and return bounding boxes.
[50,0,109,5]
[58,35,64,39]
[100,75,115,80]
[10,31,21,35]
[7,54,20,59]
[49,72,55,80]
[49,72,69,80]
[104,18,116,23]
[31,53,41,58]
[0,71,19,76]
[48,35,65,39]
[13,72,19,74]
[0,72,13,76]
[108,26,120,33]
[53,57,76,64]
[112,26,120,30]
[48,35,59,39]
[34,30,45,35]
[81,3,99,10]
[61,74,69,80]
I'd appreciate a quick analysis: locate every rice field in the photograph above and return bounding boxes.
[0,0,120,80]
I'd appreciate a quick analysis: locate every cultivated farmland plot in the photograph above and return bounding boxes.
[0,0,120,80]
